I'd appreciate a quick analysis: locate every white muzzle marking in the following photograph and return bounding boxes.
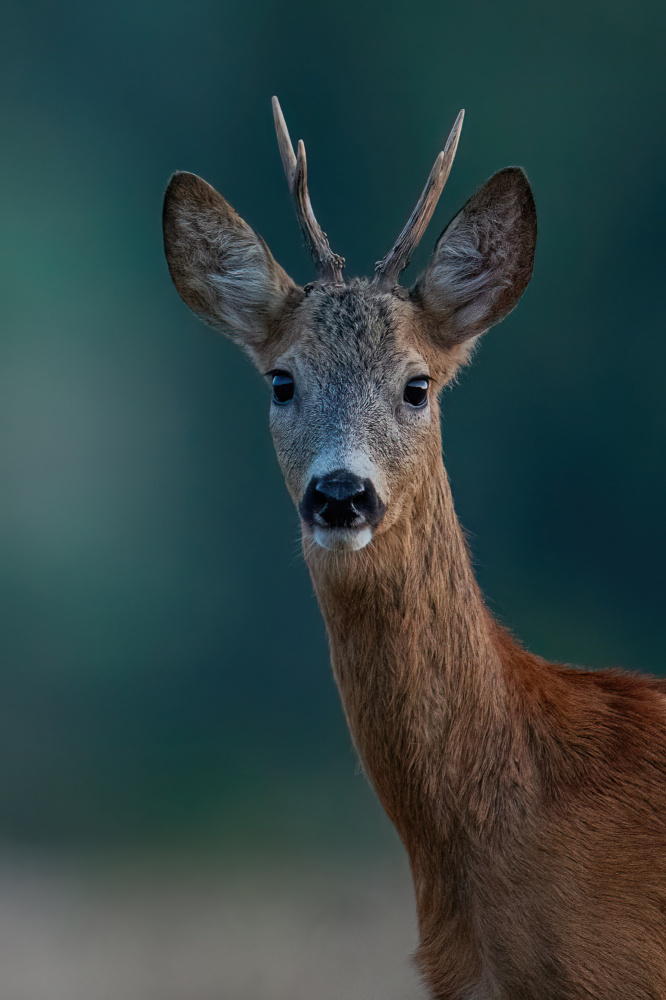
[313,525,374,551]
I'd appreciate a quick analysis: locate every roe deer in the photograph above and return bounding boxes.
[163,98,666,999]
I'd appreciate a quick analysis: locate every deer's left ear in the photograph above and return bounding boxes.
[413,167,537,346]
[163,171,300,361]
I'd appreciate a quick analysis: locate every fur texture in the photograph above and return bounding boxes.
[163,163,666,999]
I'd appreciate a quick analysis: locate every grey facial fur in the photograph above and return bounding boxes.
[268,281,434,546]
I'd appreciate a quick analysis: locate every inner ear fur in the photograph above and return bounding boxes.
[163,171,300,358]
[413,167,537,347]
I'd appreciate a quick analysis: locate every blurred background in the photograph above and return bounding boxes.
[1,0,665,996]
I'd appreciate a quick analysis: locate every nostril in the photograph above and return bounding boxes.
[349,489,367,512]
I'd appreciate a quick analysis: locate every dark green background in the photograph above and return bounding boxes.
[2,0,665,850]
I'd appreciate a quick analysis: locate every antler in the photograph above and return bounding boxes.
[272,96,345,286]
[372,110,465,290]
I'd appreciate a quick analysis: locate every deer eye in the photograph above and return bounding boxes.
[271,372,295,404]
[404,378,429,408]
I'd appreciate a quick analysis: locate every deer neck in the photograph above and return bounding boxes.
[303,445,514,849]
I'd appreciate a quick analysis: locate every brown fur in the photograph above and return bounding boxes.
[163,160,666,999]
[306,438,666,999]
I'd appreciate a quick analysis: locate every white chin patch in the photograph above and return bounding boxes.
[313,526,373,551]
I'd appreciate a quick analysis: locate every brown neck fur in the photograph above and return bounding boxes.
[304,421,666,999]
[307,428,497,802]
[304,428,536,973]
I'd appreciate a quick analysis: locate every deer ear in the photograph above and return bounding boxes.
[414,167,536,346]
[163,171,300,359]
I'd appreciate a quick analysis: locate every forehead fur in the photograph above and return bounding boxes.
[307,279,396,355]
[271,278,465,384]
[276,279,420,371]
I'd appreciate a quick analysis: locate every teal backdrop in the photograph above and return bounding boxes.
[1,0,666,851]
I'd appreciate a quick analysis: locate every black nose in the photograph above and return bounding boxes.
[300,470,386,529]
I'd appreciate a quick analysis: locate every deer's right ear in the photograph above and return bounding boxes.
[163,171,300,360]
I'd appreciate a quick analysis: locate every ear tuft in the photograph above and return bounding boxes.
[414,167,537,346]
[163,171,299,358]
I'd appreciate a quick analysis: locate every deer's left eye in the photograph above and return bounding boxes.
[404,378,429,408]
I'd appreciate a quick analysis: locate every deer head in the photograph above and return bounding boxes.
[163,99,536,553]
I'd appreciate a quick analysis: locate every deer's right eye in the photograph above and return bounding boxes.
[272,373,295,404]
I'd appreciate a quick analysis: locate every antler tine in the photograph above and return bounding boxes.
[272,94,297,178]
[373,109,465,289]
[271,96,345,285]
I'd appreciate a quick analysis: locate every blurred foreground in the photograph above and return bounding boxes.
[0,850,424,1000]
